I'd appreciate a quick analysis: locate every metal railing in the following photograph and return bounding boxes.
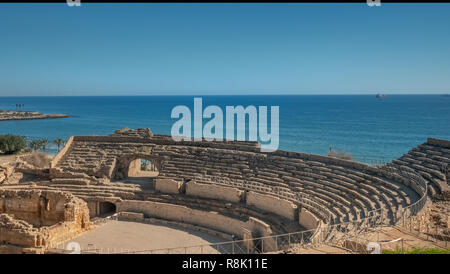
[66,228,318,254]
[177,167,430,252]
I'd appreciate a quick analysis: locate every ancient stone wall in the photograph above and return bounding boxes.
[246,191,298,221]
[127,158,141,177]
[154,179,182,194]
[0,214,43,248]
[51,136,74,168]
[0,189,88,227]
[116,200,272,239]
[0,164,13,183]
[0,189,91,252]
[298,208,320,230]
[185,181,244,203]
[110,128,154,138]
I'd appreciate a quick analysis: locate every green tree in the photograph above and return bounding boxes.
[0,135,26,154]
[53,138,64,152]
[39,138,49,153]
[29,140,41,151]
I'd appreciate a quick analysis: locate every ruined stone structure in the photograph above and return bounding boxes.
[0,165,12,183]
[0,189,91,254]
[0,128,449,253]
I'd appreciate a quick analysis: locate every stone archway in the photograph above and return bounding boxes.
[127,158,159,178]
[113,153,161,183]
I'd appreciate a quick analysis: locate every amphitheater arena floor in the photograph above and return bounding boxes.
[62,220,228,254]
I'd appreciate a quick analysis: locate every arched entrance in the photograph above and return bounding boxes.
[113,154,161,189]
[99,202,116,216]
[128,158,159,178]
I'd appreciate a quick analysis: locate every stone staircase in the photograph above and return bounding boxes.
[387,138,450,197]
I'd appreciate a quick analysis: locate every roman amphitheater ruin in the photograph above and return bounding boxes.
[0,128,449,254]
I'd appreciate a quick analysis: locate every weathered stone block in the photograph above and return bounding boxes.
[246,191,298,220]
[119,211,145,222]
[298,208,320,230]
[185,181,244,203]
[154,179,182,194]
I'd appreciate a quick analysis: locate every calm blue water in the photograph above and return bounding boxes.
[0,95,449,162]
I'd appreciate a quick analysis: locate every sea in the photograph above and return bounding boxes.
[0,95,449,163]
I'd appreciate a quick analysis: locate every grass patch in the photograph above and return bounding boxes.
[383,247,450,254]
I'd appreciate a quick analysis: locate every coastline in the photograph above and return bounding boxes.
[0,111,70,121]
[0,95,448,161]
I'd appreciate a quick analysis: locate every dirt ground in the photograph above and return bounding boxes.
[287,226,449,254]
[289,245,350,254]
[61,220,228,254]
[0,154,17,165]
[363,226,448,251]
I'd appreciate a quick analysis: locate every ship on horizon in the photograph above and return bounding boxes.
[376,94,388,99]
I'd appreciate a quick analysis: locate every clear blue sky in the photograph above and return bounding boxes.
[0,3,449,96]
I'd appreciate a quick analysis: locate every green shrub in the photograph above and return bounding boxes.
[29,140,41,151]
[21,148,33,154]
[0,134,26,154]
[383,247,450,254]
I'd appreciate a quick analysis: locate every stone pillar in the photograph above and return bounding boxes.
[241,227,254,253]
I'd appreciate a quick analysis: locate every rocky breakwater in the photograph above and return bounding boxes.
[0,110,69,121]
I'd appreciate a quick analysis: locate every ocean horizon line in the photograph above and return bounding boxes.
[1,93,449,98]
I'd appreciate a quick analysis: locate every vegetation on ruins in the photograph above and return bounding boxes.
[54,138,65,152]
[383,247,450,254]
[0,134,26,154]
[328,148,353,160]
